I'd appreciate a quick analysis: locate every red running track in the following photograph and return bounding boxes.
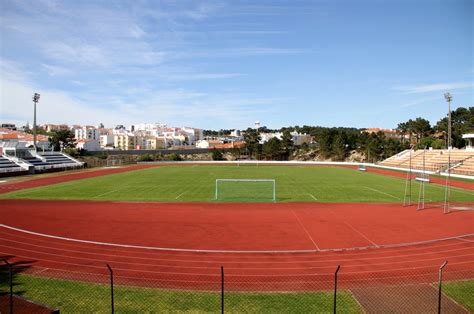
[1,199,473,291]
[365,167,474,191]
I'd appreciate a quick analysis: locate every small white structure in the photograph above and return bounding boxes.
[196,139,224,148]
[462,134,474,150]
[76,139,101,151]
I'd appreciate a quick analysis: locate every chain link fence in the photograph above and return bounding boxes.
[1,258,472,313]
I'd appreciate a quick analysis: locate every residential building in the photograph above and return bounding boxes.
[75,126,100,141]
[291,131,312,145]
[114,134,136,150]
[43,124,69,132]
[364,128,407,140]
[0,128,50,149]
[99,134,114,149]
[1,123,16,130]
[136,136,166,150]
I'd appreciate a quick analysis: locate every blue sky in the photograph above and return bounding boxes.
[1,0,472,130]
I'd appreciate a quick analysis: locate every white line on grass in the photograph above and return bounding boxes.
[93,187,126,198]
[291,210,320,250]
[308,193,318,200]
[364,186,401,200]
[427,184,474,196]
[175,191,187,200]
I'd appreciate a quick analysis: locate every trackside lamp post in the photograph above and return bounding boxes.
[32,93,40,150]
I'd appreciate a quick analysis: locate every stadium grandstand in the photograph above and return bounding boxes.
[380,149,474,176]
[0,128,83,176]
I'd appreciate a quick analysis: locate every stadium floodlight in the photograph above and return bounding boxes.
[32,93,40,150]
[443,92,453,213]
[444,93,452,150]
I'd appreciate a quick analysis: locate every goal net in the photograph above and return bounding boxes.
[106,159,122,167]
[215,179,276,202]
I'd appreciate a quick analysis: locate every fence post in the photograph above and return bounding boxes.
[438,261,448,314]
[106,264,114,314]
[3,259,13,314]
[334,265,341,314]
[221,266,224,314]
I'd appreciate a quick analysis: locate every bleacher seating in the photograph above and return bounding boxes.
[452,156,474,175]
[40,153,77,165]
[0,156,24,173]
[22,157,50,167]
[380,149,474,176]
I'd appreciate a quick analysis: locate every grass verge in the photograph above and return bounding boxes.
[441,280,474,312]
[0,274,362,313]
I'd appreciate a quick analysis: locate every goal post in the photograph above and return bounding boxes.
[106,159,122,167]
[215,179,276,202]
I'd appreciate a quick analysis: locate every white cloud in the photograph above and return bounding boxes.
[129,24,146,39]
[41,64,72,76]
[393,82,474,94]
[43,43,108,67]
[0,67,275,128]
[165,72,244,81]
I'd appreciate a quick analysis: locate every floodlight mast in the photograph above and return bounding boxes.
[32,93,40,150]
[443,92,452,214]
[444,92,452,150]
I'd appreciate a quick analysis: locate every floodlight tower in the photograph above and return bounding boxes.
[444,92,452,149]
[32,93,41,150]
[443,92,452,214]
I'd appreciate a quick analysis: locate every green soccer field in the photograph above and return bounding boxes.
[2,165,473,203]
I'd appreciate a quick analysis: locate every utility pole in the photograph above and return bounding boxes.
[32,93,41,150]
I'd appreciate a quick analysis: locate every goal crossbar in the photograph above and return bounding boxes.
[215,179,276,201]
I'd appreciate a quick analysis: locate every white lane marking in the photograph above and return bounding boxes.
[1,224,472,254]
[364,186,401,200]
[457,237,474,243]
[175,191,187,200]
[291,210,320,250]
[32,267,49,275]
[343,221,379,248]
[308,193,318,200]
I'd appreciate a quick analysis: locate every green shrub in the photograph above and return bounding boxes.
[138,154,155,162]
[166,153,182,161]
[212,150,224,160]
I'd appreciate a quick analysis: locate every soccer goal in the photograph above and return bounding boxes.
[106,159,122,167]
[215,179,276,202]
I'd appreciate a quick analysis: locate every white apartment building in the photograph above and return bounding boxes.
[100,134,114,149]
[259,131,312,145]
[75,126,100,141]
